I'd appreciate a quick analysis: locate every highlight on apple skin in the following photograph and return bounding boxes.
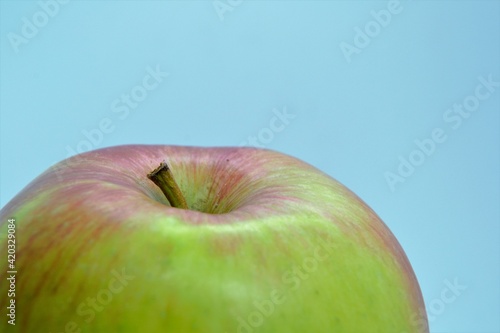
[0,145,429,332]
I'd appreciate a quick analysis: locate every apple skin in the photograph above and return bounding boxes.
[0,145,428,333]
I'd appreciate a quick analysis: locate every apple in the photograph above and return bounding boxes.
[0,145,428,332]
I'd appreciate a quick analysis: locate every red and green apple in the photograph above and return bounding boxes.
[0,145,428,332]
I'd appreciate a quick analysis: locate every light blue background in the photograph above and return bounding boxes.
[1,1,499,332]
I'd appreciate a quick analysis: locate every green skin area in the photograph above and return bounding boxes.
[0,145,428,332]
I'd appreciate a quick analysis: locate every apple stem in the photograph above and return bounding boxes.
[147,161,188,210]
